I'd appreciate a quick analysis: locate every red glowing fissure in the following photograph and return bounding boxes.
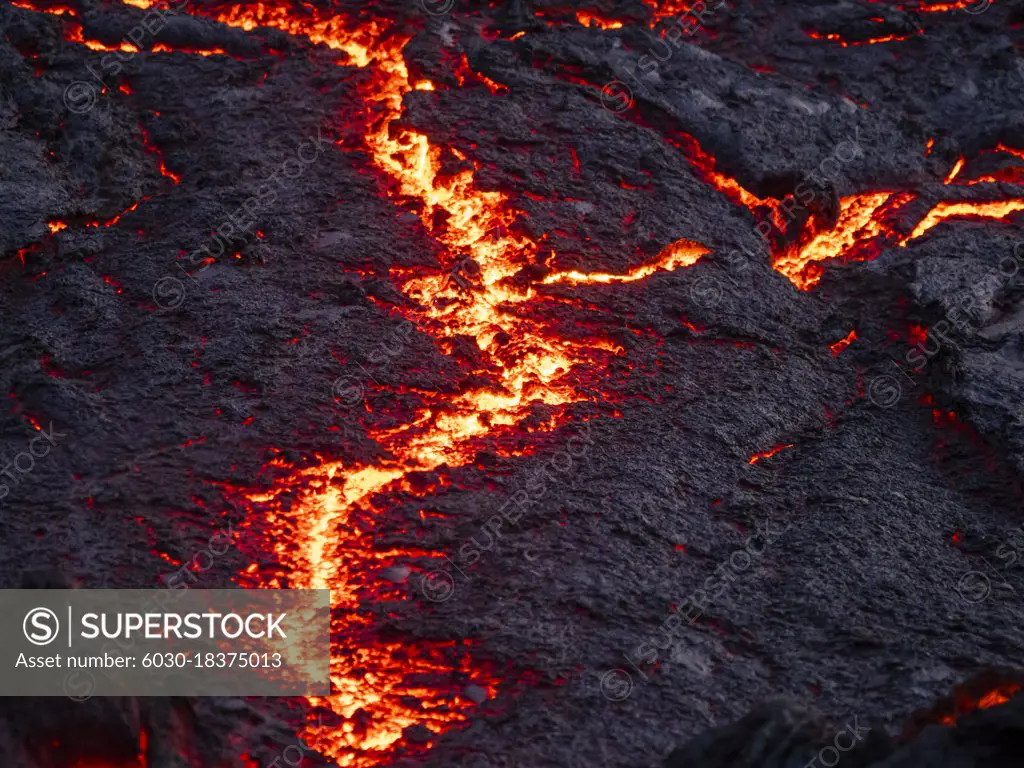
[12,1,1024,764]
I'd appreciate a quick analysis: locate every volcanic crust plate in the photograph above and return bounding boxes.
[2,0,1024,766]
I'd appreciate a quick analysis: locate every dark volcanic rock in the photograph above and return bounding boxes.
[2,0,1024,766]
[665,671,1024,768]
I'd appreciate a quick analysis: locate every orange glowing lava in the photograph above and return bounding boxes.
[806,29,920,46]
[576,11,624,29]
[772,192,911,290]
[902,200,1024,244]
[542,238,709,284]
[767,191,1024,288]
[945,157,966,184]
[65,23,140,52]
[944,144,1024,186]
[938,683,1021,726]
[12,0,75,13]
[748,443,794,464]
[141,127,181,184]
[665,132,769,210]
[996,143,1024,161]
[145,3,712,765]
[35,3,1024,764]
[917,0,991,10]
[645,1,701,25]
[151,43,229,56]
[829,330,857,355]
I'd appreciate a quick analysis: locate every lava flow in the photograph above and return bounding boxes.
[943,144,1024,186]
[20,1,1021,763]
[772,192,913,289]
[805,29,920,46]
[108,2,712,765]
[775,191,1024,289]
[575,11,623,30]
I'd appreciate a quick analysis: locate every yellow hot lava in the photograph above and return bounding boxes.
[543,238,709,284]
[902,200,1024,244]
[772,192,909,289]
[100,2,711,765]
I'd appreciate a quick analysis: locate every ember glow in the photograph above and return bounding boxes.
[65,23,140,52]
[943,144,1024,185]
[805,30,919,46]
[13,1,1022,765]
[771,192,911,290]
[829,330,857,356]
[542,238,709,284]
[113,3,714,765]
[575,11,623,29]
[664,131,770,210]
[748,443,794,464]
[945,157,966,184]
[938,683,1022,726]
[645,0,703,25]
[903,200,1024,244]
[916,0,991,10]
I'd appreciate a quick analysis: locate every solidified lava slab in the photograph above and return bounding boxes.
[1,0,1024,767]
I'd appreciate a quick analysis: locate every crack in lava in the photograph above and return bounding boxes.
[27,0,1024,762]
[97,2,712,765]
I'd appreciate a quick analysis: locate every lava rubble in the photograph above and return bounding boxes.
[2,0,1024,766]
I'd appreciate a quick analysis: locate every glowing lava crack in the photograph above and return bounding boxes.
[71,2,714,765]
[20,0,1024,763]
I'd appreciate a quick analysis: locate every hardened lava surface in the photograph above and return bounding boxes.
[2,0,1024,766]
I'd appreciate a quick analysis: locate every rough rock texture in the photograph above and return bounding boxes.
[665,670,1024,767]
[1,0,1024,766]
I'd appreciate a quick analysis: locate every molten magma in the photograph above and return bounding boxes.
[772,192,910,289]
[12,1,230,56]
[543,239,709,284]
[829,329,857,356]
[939,683,1022,726]
[111,2,710,765]
[806,30,919,46]
[664,132,770,210]
[748,443,794,464]
[916,0,991,10]
[945,157,966,184]
[772,192,1024,289]
[575,11,624,30]
[644,1,704,25]
[943,144,1024,185]
[903,200,1024,244]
